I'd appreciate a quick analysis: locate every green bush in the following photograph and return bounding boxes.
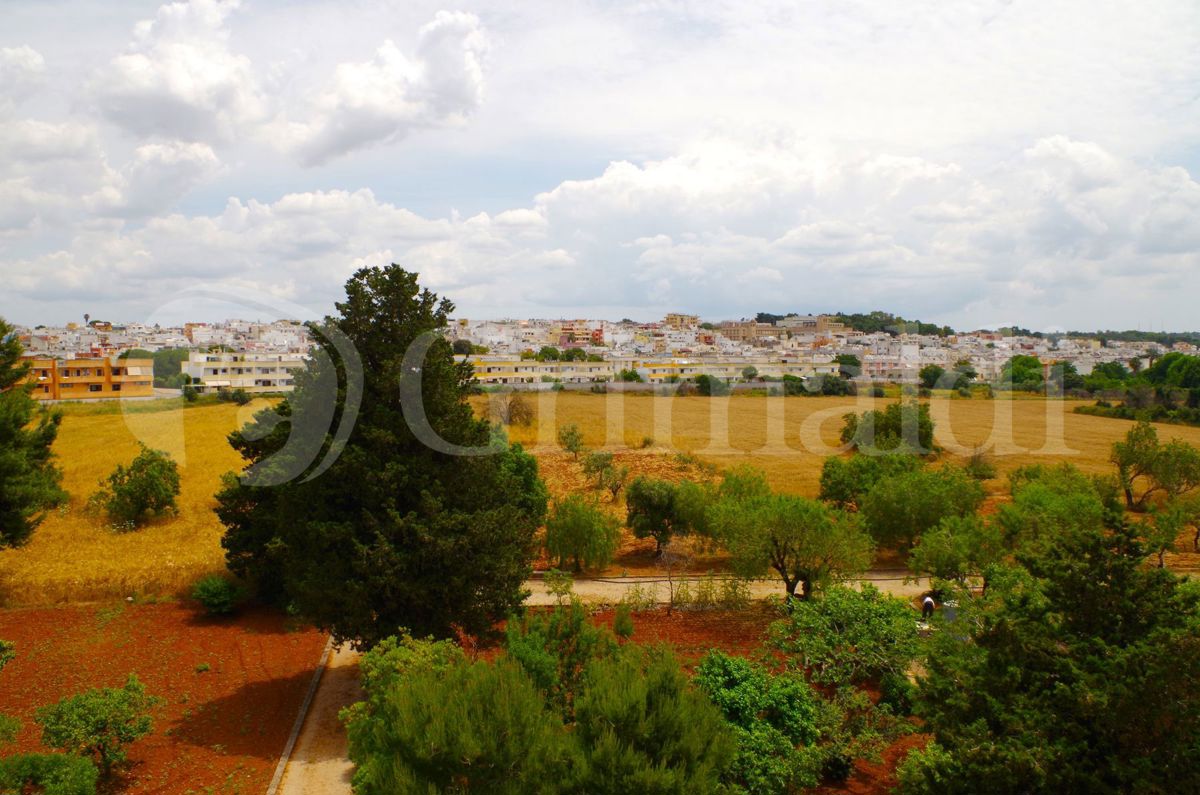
[190,575,247,616]
[0,753,98,795]
[769,585,920,687]
[612,603,635,639]
[879,672,916,717]
[347,628,734,795]
[36,674,157,776]
[87,444,181,529]
[181,385,198,402]
[694,651,822,794]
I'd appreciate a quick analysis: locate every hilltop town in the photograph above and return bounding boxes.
[11,313,1192,399]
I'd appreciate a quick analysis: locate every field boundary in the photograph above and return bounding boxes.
[265,635,335,795]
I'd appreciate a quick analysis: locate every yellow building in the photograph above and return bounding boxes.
[22,356,154,401]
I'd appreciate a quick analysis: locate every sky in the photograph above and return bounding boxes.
[2,0,1199,331]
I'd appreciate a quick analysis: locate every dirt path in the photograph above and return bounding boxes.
[273,572,929,793]
[275,643,362,795]
[526,571,929,605]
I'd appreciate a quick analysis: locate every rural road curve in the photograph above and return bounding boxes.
[273,572,930,793]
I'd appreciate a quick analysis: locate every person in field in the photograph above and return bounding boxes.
[922,595,936,620]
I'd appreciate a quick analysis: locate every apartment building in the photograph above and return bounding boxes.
[22,356,154,401]
[181,351,307,393]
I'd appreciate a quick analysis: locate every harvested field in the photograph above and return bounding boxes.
[0,398,267,605]
[6,392,1200,604]
[475,392,1200,496]
[0,602,326,795]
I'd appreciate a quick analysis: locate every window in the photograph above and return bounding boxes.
[112,384,121,392]
[88,384,102,392]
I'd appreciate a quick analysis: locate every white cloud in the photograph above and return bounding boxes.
[6,134,1200,329]
[89,141,222,217]
[281,11,489,165]
[92,0,265,141]
[0,46,45,114]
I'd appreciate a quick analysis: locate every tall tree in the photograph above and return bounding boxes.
[0,319,66,547]
[216,266,548,646]
[902,515,1200,794]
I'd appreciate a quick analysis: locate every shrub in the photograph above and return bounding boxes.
[879,672,916,717]
[639,435,655,449]
[620,582,658,612]
[190,575,247,616]
[963,447,997,481]
[557,424,585,459]
[88,444,181,529]
[694,651,822,795]
[36,674,157,776]
[575,647,736,794]
[719,577,752,610]
[181,385,198,402]
[769,585,920,687]
[612,603,635,639]
[0,754,98,795]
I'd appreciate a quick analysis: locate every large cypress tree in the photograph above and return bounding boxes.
[216,266,547,646]
[0,318,66,547]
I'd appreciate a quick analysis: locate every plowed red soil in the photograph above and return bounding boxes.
[0,603,326,794]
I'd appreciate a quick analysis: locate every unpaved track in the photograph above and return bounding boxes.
[276,643,362,795]
[273,573,929,793]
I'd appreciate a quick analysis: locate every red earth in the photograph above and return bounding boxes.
[0,602,327,795]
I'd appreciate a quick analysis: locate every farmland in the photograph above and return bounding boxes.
[4,392,1200,605]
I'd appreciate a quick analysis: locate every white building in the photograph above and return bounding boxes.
[181,351,307,393]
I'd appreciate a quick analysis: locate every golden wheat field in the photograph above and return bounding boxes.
[5,392,1200,605]
[0,398,267,605]
[479,392,1200,496]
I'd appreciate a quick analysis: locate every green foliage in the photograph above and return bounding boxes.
[574,646,736,795]
[998,466,1113,551]
[582,450,627,499]
[909,518,1200,794]
[0,318,67,547]
[88,444,181,528]
[0,754,98,795]
[189,574,247,616]
[626,477,697,552]
[506,600,618,719]
[617,368,643,382]
[36,674,157,776]
[907,515,1005,587]
[694,651,822,794]
[537,345,562,361]
[840,400,935,455]
[919,364,945,390]
[348,655,574,795]
[348,630,734,795]
[216,266,549,645]
[741,365,759,381]
[709,490,872,599]
[769,585,921,686]
[543,568,574,603]
[962,447,996,480]
[544,495,621,572]
[1110,420,1200,510]
[695,373,730,396]
[999,354,1044,392]
[557,423,585,458]
[860,466,985,551]
[818,452,923,509]
[612,603,635,639]
[181,384,198,402]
